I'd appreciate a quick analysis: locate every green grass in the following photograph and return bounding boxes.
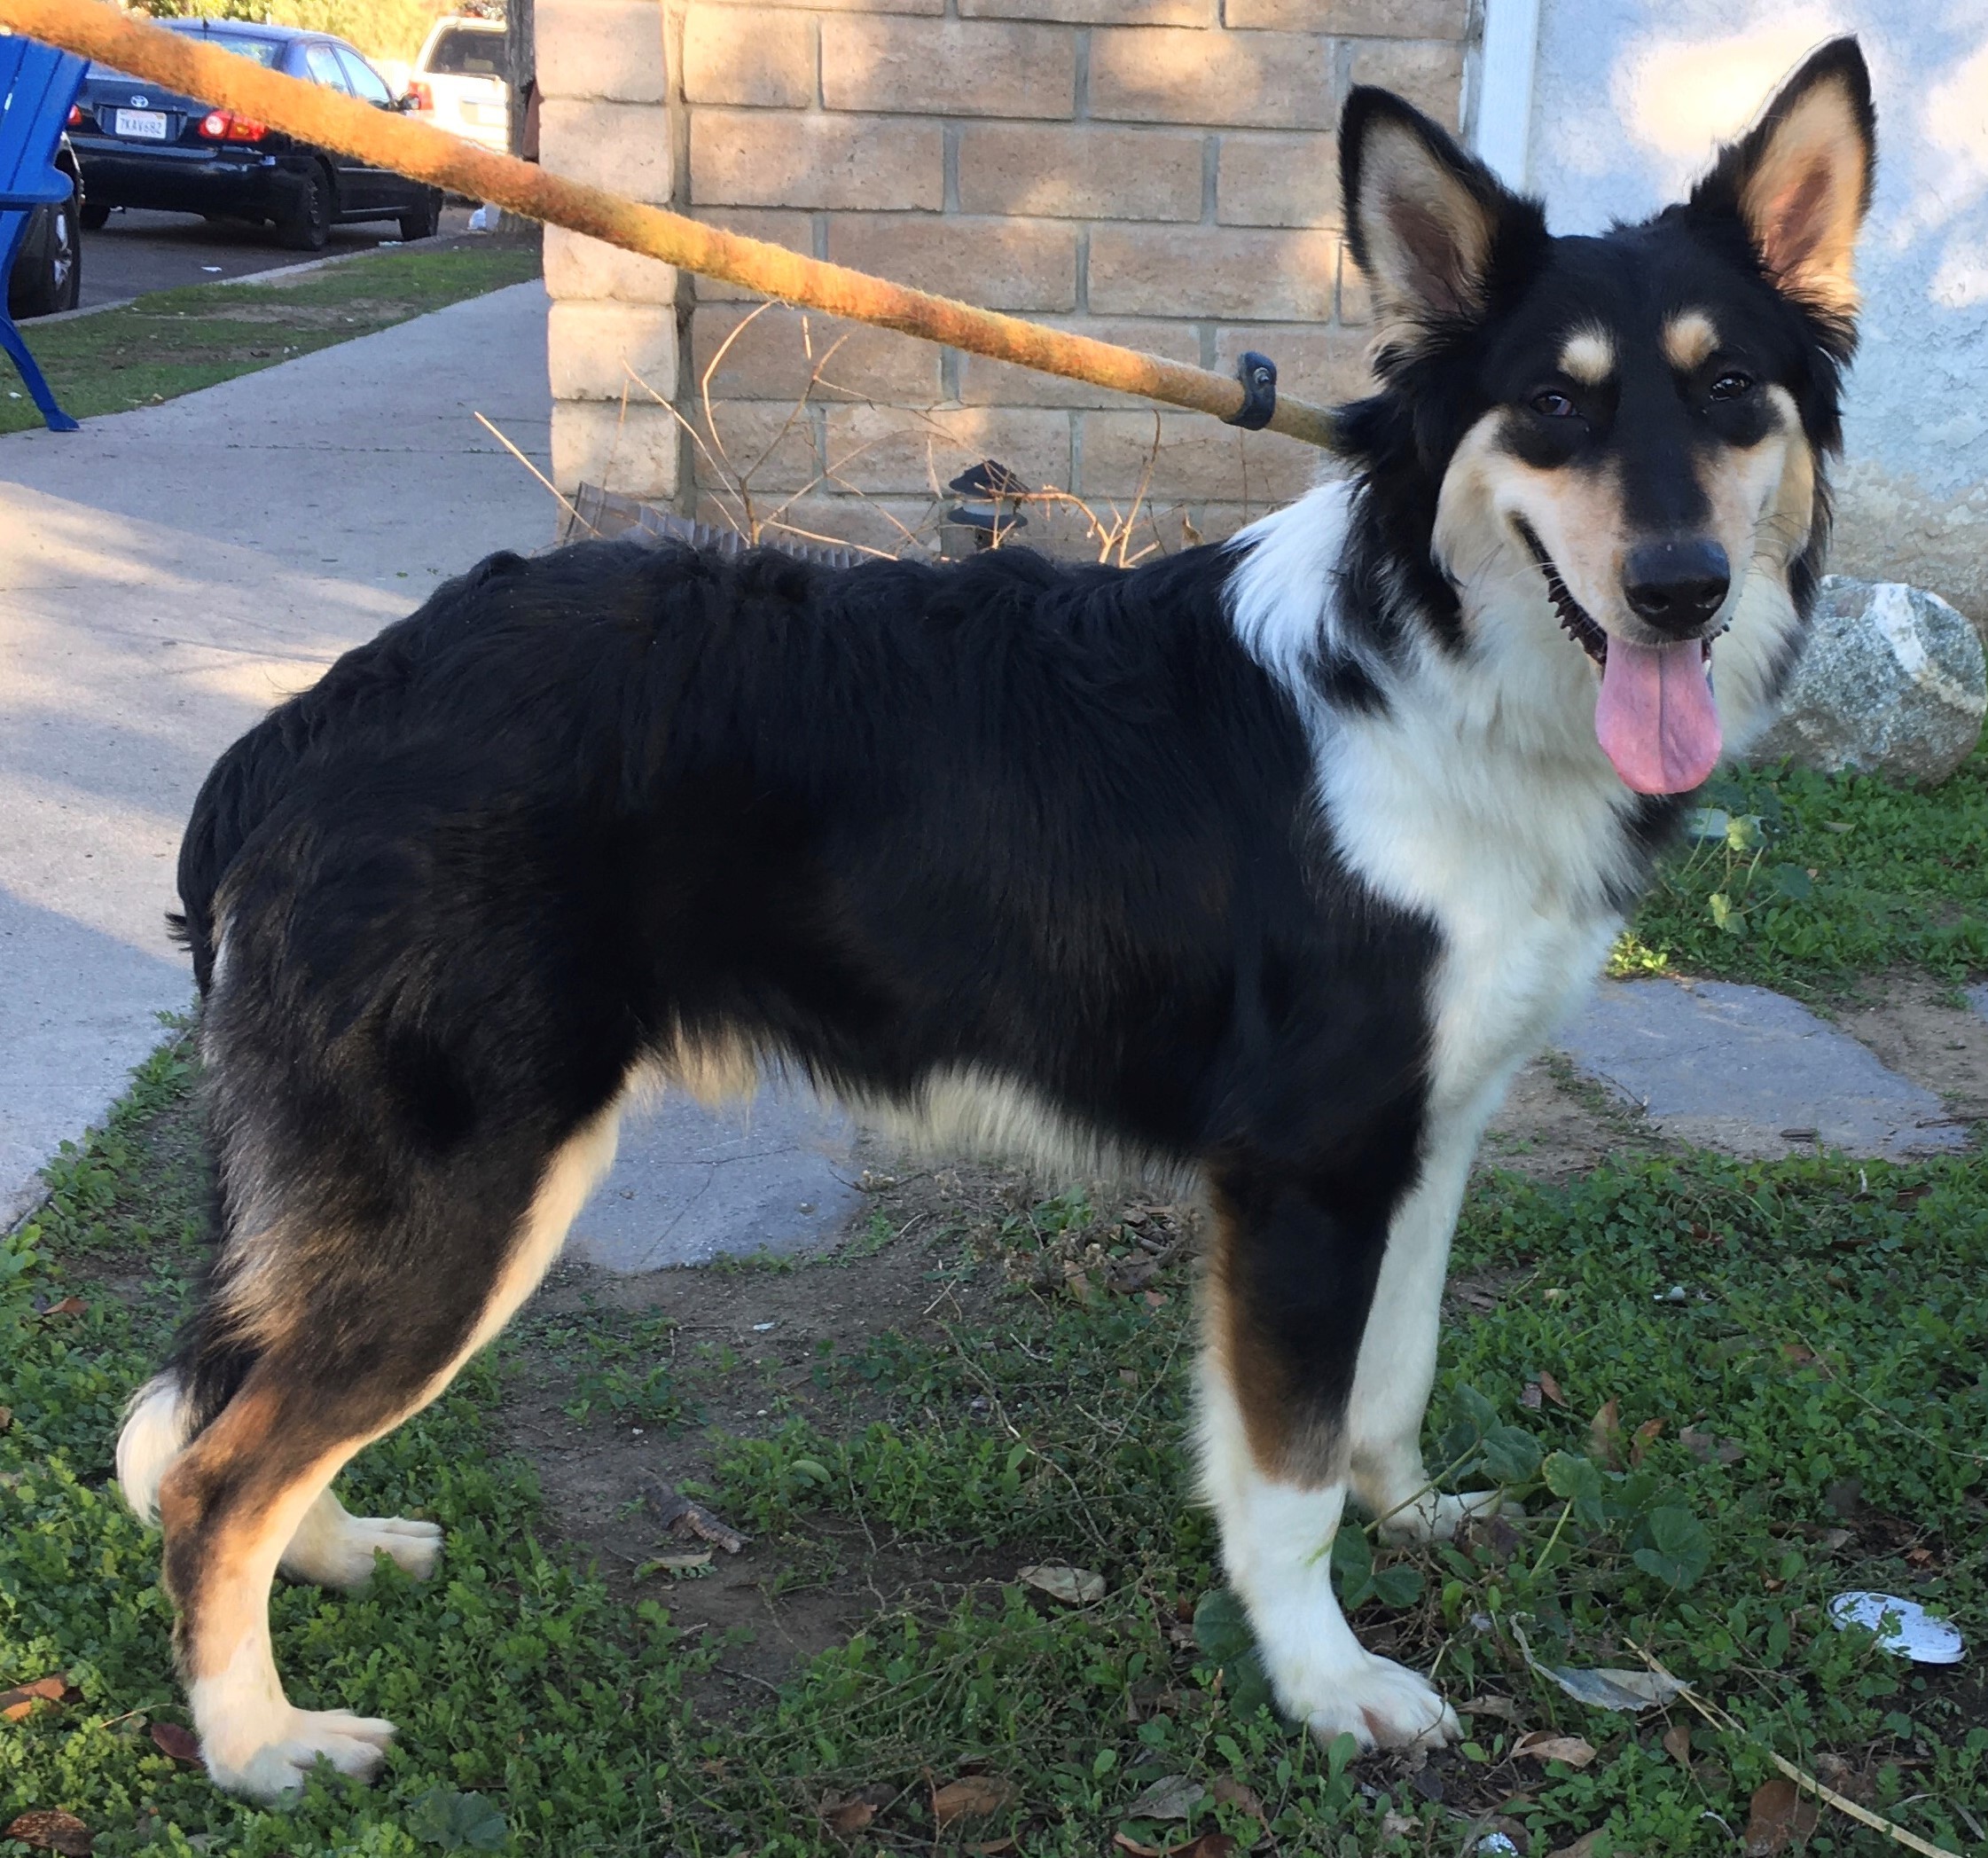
[0,241,542,435]
[4,1043,1984,1854]
[1620,745,1988,992]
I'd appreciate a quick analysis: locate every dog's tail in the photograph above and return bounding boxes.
[171,549,536,993]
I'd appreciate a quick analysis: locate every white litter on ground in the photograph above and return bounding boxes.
[1828,1591,1965,1664]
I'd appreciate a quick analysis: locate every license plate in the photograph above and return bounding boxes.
[114,108,168,140]
[465,100,505,124]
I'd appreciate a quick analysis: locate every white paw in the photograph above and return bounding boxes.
[1375,1488,1509,1545]
[281,1514,442,1589]
[207,1707,397,1804]
[1289,1652,1461,1752]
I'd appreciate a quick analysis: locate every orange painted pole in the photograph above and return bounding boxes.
[0,0,1347,452]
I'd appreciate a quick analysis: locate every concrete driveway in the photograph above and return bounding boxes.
[0,279,555,1222]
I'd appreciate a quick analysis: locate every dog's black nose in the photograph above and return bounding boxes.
[1623,539,1730,634]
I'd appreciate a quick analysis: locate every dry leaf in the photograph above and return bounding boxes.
[0,1405,12,1431]
[1177,1838,1238,1858]
[1458,1693,1520,1721]
[819,1797,875,1835]
[40,1297,87,1319]
[1124,1773,1203,1821]
[972,1842,1016,1856]
[1661,1723,1692,1768]
[4,1810,93,1856]
[1513,1730,1598,1768]
[1546,1836,1604,1858]
[1209,1775,1264,1821]
[0,1677,72,1722]
[1113,1837,1164,1858]
[1630,1418,1665,1467]
[1538,1369,1567,1407]
[1018,1562,1105,1607]
[1521,1383,1543,1410]
[1589,1398,1624,1469]
[932,1775,1015,1826]
[149,1722,200,1762]
[1742,1776,1820,1854]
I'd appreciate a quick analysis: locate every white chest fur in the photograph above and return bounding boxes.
[1228,484,1648,1122]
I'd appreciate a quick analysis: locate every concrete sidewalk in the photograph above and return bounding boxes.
[0,282,557,1223]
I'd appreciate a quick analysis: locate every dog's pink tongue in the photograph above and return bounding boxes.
[1594,639,1722,795]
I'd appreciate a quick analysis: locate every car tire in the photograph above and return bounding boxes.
[80,200,110,232]
[397,188,442,242]
[9,178,82,318]
[276,164,333,252]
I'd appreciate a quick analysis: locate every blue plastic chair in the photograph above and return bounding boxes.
[0,34,86,431]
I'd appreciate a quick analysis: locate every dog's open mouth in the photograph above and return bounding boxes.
[1513,520,1725,796]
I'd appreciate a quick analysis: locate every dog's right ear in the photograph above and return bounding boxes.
[1342,90,1536,356]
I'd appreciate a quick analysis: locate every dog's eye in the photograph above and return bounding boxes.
[1530,390,1579,419]
[1709,371,1756,402]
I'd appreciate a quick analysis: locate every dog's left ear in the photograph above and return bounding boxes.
[1341,88,1539,356]
[1691,37,1875,324]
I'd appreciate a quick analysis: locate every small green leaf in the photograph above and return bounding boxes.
[1480,1425,1543,1485]
[1708,892,1748,937]
[1193,1588,1253,1664]
[1726,812,1763,851]
[1332,1525,1375,1609]
[1543,1450,1605,1508]
[1770,863,1814,900]
[1372,1563,1424,1610]
[1631,1505,1711,1589]
[408,1786,511,1852]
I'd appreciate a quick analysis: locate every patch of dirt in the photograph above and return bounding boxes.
[1831,971,1988,1130]
[1479,1054,1663,1177]
[498,1160,1051,1702]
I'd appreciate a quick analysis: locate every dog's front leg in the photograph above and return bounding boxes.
[1346,1117,1505,1544]
[1199,1169,1460,1752]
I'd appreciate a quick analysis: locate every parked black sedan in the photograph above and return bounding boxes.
[72,20,443,251]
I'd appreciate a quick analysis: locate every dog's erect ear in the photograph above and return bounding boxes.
[1341,88,1529,347]
[1691,37,1875,323]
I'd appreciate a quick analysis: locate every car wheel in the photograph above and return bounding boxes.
[276,164,333,252]
[80,200,110,232]
[397,188,442,242]
[9,179,81,318]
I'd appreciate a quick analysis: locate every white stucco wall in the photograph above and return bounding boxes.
[1520,1,1988,622]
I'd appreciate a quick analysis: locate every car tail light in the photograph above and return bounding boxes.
[405,80,432,109]
[198,109,267,142]
[66,102,82,126]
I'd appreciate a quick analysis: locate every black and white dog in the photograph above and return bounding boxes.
[116,43,1873,1800]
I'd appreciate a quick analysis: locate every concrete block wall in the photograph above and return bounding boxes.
[540,0,1473,553]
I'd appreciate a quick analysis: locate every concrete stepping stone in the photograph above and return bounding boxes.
[1557,978,1968,1159]
[564,1083,865,1272]
[1968,983,1988,1024]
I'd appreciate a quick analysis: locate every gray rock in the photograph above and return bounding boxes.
[564,1084,864,1273]
[1556,978,1967,1160]
[1749,576,1985,784]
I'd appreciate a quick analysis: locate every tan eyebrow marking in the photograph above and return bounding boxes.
[1663,310,1720,371]
[1557,325,1616,385]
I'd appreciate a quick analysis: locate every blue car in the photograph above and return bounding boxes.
[72,18,442,251]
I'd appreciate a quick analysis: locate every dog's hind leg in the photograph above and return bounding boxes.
[278,1490,443,1588]
[1345,1116,1505,1544]
[153,1108,620,1804]
[1199,1165,1460,1752]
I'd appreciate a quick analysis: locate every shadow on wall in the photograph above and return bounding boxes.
[1527,1,1988,624]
